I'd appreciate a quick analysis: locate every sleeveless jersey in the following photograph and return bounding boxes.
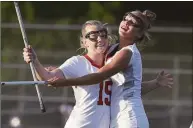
[106,43,149,128]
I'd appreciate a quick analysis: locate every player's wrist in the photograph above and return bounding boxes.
[155,79,161,87]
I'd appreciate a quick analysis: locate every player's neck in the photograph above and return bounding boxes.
[87,53,104,67]
[119,37,134,49]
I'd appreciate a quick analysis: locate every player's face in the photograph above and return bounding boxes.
[119,13,142,40]
[83,25,109,54]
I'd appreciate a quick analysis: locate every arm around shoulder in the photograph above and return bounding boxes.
[55,49,133,86]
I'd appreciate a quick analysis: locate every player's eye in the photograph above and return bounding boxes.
[89,34,98,39]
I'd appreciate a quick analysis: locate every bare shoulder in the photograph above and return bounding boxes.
[114,47,132,59]
[119,47,132,54]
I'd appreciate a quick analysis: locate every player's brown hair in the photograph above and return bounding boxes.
[123,10,156,50]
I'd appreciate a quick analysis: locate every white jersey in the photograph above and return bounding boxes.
[189,121,193,128]
[106,43,149,128]
[59,55,112,128]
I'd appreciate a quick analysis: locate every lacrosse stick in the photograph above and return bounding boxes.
[13,1,46,112]
[1,81,47,86]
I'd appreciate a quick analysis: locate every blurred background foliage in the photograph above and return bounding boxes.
[1,1,192,54]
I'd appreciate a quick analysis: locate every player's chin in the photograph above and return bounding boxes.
[119,29,130,37]
[96,47,107,53]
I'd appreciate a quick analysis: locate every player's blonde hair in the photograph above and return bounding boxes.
[77,20,117,55]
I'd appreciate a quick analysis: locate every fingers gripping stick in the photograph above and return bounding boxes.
[14,2,46,113]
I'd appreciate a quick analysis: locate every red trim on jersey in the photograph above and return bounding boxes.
[84,55,103,68]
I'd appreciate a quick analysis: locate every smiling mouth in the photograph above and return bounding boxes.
[121,26,129,31]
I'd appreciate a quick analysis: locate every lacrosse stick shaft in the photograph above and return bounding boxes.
[14,1,46,112]
[1,81,47,86]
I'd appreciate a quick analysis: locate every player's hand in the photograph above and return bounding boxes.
[47,77,67,88]
[23,45,37,63]
[156,70,174,88]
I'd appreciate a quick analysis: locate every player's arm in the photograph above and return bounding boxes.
[23,45,65,81]
[141,79,160,95]
[141,71,173,95]
[87,49,132,84]
[33,59,65,80]
[48,49,132,87]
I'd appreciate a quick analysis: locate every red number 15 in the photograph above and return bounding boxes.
[97,80,113,106]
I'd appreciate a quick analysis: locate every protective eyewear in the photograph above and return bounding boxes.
[123,12,143,28]
[84,28,108,42]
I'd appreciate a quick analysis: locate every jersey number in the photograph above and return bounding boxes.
[97,80,113,106]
